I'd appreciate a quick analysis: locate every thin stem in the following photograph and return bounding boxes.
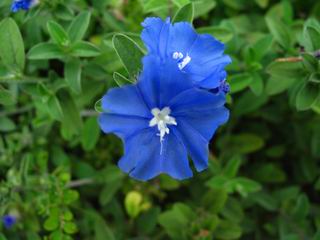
[275,49,320,63]
[66,178,95,188]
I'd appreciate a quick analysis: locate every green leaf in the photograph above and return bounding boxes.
[292,194,310,219]
[249,72,264,96]
[229,73,253,93]
[253,163,287,183]
[223,155,242,178]
[228,177,262,196]
[28,43,64,60]
[113,72,133,86]
[302,53,319,73]
[112,34,144,79]
[225,133,265,154]
[296,74,320,111]
[266,76,297,96]
[197,26,234,42]
[63,222,78,234]
[255,0,269,8]
[0,18,25,71]
[252,35,273,61]
[215,220,242,240]
[47,95,64,121]
[70,41,101,57]
[0,116,16,132]
[304,26,320,51]
[173,3,194,23]
[64,189,79,204]
[68,11,91,43]
[94,99,103,113]
[47,21,69,46]
[58,90,82,139]
[99,181,122,206]
[265,16,292,49]
[267,61,304,79]
[81,117,100,152]
[0,87,15,106]
[65,59,82,94]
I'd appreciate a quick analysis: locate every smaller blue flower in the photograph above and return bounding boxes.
[11,0,37,12]
[2,215,17,229]
[141,17,231,89]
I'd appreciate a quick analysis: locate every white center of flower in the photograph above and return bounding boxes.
[172,52,191,70]
[149,107,177,143]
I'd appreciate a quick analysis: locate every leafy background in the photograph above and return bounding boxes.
[1,0,320,239]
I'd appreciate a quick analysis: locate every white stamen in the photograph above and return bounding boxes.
[178,55,191,70]
[149,107,177,145]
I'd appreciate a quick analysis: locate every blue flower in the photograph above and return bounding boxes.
[11,0,37,12]
[141,17,231,89]
[2,215,17,229]
[99,56,229,181]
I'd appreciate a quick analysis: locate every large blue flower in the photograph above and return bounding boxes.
[141,17,231,90]
[11,0,37,12]
[99,56,229,181]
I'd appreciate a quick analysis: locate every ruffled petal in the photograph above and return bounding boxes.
[99,113,149,140]
[141,17,170,59]
[138,55,193,109]
[101,85,150,118]
[118,128,193,181]
[168,22,197,55]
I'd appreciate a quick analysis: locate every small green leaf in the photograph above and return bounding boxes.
[47,21,69,46]
[65,59,82,94]
[0,117,16,132]
[70,41,101,57]
[228,177,262,196]
[265,16,292,49]
[267,61,304,79]
[113,72,133,86]
[81,117,100,152]
[94,99,103,113]
[252,35,273,61]
[304,26,320,51]
[249,72,264,96]
[0,87,15,106]
[0,18,25,71]
[28,43,64,60]
[296,74,320,111]
[229,73,253,93]
[58,90,82,138]
[173,3,194,23]
[63,222,78,234]
[68,11,91,43]
[197,26,234,42]
[223,155,242,178]
[215,220,242,240]
[112,34,144,79]
[292,194,310,219]
[47,95,64,121]
[64,189,79,204]
[302,53,319,73]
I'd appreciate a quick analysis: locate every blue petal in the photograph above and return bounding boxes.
[169,88,227,117]
[101,85,150,118]
[141,17,170,59]
[99,113,149,140]
[168,22,197,55]
[168,89,229,171]
[138,55,193,109]
[119,128,193,181]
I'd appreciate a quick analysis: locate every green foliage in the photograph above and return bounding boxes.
[1,0,320,240]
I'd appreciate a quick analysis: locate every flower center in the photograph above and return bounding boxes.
[149,107,177,143]
[172,52,191,70]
